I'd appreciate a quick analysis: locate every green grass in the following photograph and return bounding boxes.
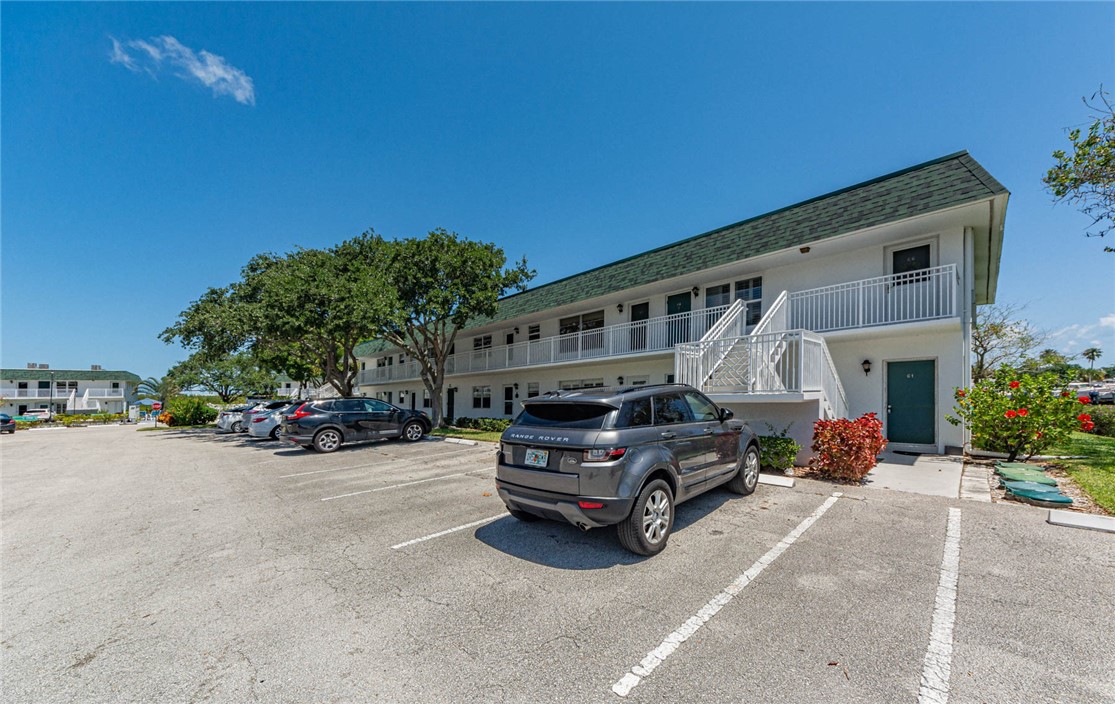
[430,427,502,443]
[1051,431,1115,513]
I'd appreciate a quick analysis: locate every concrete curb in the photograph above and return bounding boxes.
[758,475,795,488]
[427,436,479,446]
[1047,510,1115,534]
[959,463,992,503]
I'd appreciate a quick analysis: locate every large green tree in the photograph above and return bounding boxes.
[1044,87,1115,251]
[162,234,396,396]
[168,352,278,403]
[372,229,535,427]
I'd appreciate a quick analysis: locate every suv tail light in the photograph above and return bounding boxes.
[286,403,312,421]
[583,447,626,462]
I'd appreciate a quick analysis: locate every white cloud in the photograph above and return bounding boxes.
[1048,312,1115,360]
[108,35,255,106]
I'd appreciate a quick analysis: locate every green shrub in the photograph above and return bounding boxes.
[453,416,511,432]
[759,436,801,471]
[1086,406,1115,438]
[164,397,218,427]
[947,367,1094,460]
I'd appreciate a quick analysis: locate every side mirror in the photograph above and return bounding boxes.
[719,407,734,422]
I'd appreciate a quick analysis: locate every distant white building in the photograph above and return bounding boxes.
[1,365,140,415]
[353,152,1008,456]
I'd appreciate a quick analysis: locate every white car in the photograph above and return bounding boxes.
[216,405,253,433]
[21,409,53,421]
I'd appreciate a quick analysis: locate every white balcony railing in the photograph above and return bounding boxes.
[8,388,122,399]
[358,305,734,386]
[788,264,958,333]
[675,330,848,419]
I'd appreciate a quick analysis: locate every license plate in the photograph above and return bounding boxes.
[524,449,549,468]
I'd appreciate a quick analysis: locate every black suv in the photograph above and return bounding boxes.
[496,384,760,556]
[281,398,431,452]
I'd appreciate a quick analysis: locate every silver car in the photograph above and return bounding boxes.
[238,400,292,432]
[216,405,253,433]
[248,402,304,440]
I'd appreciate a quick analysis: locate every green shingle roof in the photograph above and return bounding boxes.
[356,151,1007,358]
[1,369,142,382]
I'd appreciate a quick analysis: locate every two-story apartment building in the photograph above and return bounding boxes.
[1,365,141,415]
[354,151,1008,456]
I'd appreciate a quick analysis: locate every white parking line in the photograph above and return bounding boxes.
[918,507,962,704]
[320,469,494,501]
[611,492,843,698]
[280,463,378,478]
[390,513,507,550]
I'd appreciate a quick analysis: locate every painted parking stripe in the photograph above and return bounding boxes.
[318,468,492,502]
[390,513,507,550]
[611,492,843,698]
[918,507,962,704]
[281,463,379,479]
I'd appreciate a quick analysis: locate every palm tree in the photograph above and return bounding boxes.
[135,375,180,406]
[1082,347,1103,381]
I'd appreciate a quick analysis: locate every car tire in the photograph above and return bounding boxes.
[313,428,343,453]
[230,421,242,433]
[727,445,760,496]
[617,478,674,556]
[508,508,540,522]
[402,420,425,442]
[269,426,281,440]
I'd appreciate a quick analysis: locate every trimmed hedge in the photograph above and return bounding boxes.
[453,416,513,433]
[164,397,218,427]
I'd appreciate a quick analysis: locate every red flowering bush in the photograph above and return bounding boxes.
[947,367,1091,461]
[809,413,887,481]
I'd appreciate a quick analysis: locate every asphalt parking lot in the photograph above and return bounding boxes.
[3,425,1113,703]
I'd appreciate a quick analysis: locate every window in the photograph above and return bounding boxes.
[112,382,120,389]
[559,378,604,390]
[735,276,763,326]
[376,358,387,368]
[528,324,540,341]
[423,390,431,408]
[891,244,932,284]
[385,391,392,404]
[653,393,692,425]
[705,283,731,308]
[626,375,649,386]
[505,331,515,346]
[513,403,610,429]
[616,397,652,428]
[387,356,393,366]
[334,399,365,412]
[665,374,675,384]
[363,399,393,412]
[472,385,491,409]
[527,382,540,398]
[684,392,719,422]
[473,335,493,350]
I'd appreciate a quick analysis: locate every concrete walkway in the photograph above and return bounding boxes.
[863,451,965,498]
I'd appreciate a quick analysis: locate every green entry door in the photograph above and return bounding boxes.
[886,360,936,446]
[666,292,692,345]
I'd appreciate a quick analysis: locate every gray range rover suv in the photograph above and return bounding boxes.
[496,384,760,556]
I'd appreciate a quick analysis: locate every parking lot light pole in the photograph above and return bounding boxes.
[48,371,54,421]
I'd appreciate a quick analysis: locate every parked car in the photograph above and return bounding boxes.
[0,414,15,434]
[281,398,431,452]
[1098,385,1115,404]
[20,409,52,422]
[238,400,292,432]
[495,383,760,556]
[216,405,254,433]
[248,401,307,440]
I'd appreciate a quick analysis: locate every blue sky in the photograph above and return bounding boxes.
[2,2,1113,378]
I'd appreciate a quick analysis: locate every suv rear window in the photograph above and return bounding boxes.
[515,403,612,429]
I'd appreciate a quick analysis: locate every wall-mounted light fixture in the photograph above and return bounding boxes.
[513,327,519,335]
[617,376,625,385]
[691,286,700,297]
[800,246,811,254]
[513,383,519,390]
[862,359,872,376]
[617,303,624,314]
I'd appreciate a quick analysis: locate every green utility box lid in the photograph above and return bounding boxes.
[995,466,1058,486]
[1001,480,1073,505]
[995,462,1047,471]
